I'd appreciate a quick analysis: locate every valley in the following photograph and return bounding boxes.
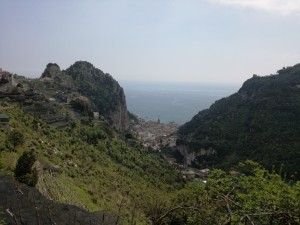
[0,63,300,225]
[2,1,300,224]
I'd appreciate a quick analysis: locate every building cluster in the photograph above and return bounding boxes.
[130,118,210,182]
[130,118,179,151]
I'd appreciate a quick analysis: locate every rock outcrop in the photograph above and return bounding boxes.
[41,63,62,78]
[176,143,216,167]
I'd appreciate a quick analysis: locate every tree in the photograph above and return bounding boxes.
[7,130,24,151]
[15,151,38,187]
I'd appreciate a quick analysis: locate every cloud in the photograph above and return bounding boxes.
[210,0,300,15]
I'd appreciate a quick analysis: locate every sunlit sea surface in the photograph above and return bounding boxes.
[120,81,240,125]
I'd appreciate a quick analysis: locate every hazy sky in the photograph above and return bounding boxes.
[1,0,300,83]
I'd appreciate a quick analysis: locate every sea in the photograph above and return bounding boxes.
[120,80,240,125]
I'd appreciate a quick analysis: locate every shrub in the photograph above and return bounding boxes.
[15,151,38,187]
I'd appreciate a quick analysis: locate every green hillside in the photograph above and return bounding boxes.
[0,103,182,224]
[178,64,300,178]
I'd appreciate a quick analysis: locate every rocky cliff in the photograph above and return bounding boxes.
[39,61,128,130]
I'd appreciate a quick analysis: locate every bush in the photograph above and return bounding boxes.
[15,151,38,187]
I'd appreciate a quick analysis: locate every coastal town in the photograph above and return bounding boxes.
[129,117,210,181]
[129,117,178,151]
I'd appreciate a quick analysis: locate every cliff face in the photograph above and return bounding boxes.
[109,85,128,131]
[177,63,300,177]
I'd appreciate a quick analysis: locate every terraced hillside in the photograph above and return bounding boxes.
[0,102,182,225]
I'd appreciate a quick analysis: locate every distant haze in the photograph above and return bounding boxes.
[1,0,300,83]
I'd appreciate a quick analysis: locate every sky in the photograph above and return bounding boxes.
[1,0,300,84]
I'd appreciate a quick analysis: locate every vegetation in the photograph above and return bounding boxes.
[70,97,94,117]
[0,103,182,224]
[145,161,300,225]
[7,130,24,151]
[1,102,299,224]
[0,214,5,225]
[178,63,300,178]
[14,150,38,187]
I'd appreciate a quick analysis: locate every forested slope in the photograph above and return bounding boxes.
[178,64,300,178]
